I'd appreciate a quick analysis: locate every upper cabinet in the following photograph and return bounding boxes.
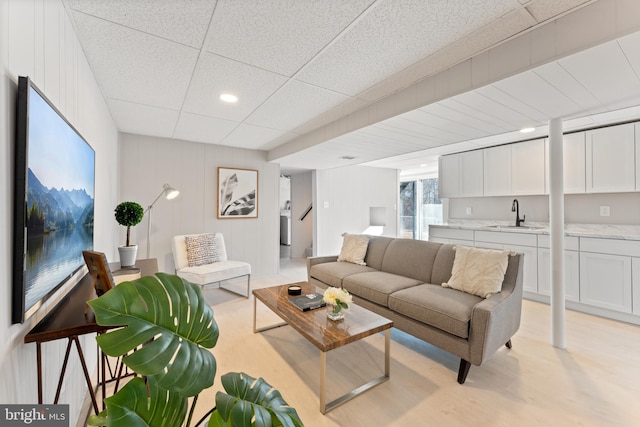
[545,132,586,194]
[459,150,484,197]
[438,150,483,198]
[483,145,511,196]
[439,121,640,198]
[512,138,545,195]
[438,154,460,198]
[586,123,636,193]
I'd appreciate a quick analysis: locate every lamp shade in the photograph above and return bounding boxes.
[163,184,180,200]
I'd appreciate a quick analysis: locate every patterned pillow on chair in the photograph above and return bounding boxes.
[185,234,217,267]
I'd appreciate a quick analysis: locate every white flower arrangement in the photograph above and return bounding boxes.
[323,287,353,313]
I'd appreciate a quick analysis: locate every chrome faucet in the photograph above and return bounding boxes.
[511,199,525,227]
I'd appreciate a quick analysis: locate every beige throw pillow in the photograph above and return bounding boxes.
[443,245,510,298]
[337,233,369,266]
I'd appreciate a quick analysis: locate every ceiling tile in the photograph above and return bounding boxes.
[205,0,375,76]
[107,99,179,137]
[172,112,238,144]
[220,123,290,150]
[72,11,198,110]
[526,0,591,22]
[66,0,216,48]
[182,52,288,121]
[296,0,520,96]
[245,80,351,131]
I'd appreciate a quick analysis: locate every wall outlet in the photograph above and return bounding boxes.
[466,207,473,215]
[600,206,610,217]
[323,201,329,208]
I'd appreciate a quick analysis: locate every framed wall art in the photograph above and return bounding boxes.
[217,167,258,219]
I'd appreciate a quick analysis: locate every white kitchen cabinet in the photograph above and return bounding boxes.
[579,252,632,313]
[632,258,640,315]
[586,123,636,193]
[438,150,483,198]
[544,132,586,194]
[537,235,580,301]
[636,123,640,191]
[512,138,545,195]
[439,154,460,198]
[483,145,512,196]
[429,227,474,246]
[459,150,484,197]
[537,248,580,302]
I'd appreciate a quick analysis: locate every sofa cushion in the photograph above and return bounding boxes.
[362,236,394,270]
[443,245,510,298]
[343,272,423,307]
[380,239,441,283]
[310,262,376,288]
[389,284,483,339]
[337,233,370,265]
[430,244,456,285]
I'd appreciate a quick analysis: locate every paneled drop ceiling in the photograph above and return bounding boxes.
[63,0,640,175]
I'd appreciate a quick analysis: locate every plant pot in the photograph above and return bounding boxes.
[118,245,138,268]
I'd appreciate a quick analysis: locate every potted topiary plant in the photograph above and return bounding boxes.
[114,201,144,267]
[86,273,303,427]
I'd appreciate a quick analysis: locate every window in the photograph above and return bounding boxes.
[399,178,442,240]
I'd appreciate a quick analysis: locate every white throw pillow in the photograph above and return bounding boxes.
[442,245,509,298]
[337,233,369,266]
[185,234,217,267]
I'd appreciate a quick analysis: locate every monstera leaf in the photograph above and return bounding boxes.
[208,372,303,427]
[88,377,188,427]
[87,273,218,398]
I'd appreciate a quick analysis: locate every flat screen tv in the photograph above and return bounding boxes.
[12,76,95,324]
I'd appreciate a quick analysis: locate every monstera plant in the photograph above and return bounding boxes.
[87,273,303,427]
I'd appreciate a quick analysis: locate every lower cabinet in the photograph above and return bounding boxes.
[537,248,580,302]
[429,226,640,321]
[579,252,632,313]
[633,259,640,316]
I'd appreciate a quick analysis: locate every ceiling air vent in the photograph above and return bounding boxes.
[339,156,356,160]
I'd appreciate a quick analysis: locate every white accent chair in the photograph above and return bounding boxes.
[171,232,251,297]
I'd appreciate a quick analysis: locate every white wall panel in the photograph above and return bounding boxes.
[315,166,398,256]
[119,134,280,277]
[0,1,118,425]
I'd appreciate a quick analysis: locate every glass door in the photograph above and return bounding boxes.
[400,178,442,240]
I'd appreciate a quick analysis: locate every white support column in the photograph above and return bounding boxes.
[549,118,566,349]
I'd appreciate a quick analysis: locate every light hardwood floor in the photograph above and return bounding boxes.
[192,259,639,426]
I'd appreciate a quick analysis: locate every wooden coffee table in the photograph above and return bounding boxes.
[253,282,393,414]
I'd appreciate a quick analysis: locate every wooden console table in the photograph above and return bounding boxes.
[24,258,158,414]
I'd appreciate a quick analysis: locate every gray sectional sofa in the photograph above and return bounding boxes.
[307,236,524,384]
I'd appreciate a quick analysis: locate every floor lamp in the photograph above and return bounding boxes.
[145,184,180,259]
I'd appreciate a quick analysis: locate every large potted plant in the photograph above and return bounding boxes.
[87,273,303,427]
[114,201,144,267]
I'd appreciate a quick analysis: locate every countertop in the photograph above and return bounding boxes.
[430,220,640,241]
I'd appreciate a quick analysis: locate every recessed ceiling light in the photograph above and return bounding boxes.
[220,93,238,103]
[420,164,427,167]
[520,127,535,133]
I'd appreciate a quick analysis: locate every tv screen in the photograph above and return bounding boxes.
[12,76,95,324]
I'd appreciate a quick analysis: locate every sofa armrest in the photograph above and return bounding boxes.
[306,255,338,281]
[467,253,524,365]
